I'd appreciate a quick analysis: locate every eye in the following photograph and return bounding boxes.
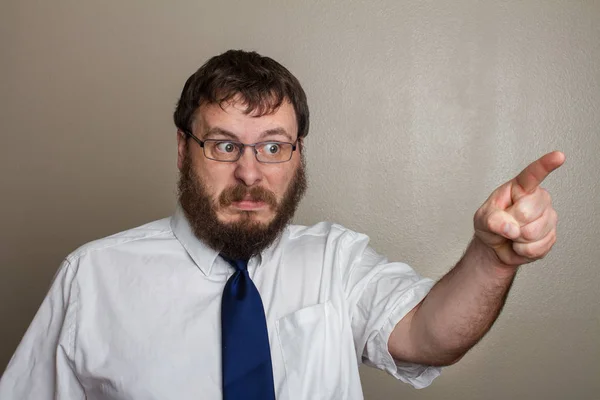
[215,141,237,153]
[263,143,281,154]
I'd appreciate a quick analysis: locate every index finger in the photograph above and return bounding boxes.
[514,151,565,193]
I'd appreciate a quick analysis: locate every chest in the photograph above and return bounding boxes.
[72,253,363,400]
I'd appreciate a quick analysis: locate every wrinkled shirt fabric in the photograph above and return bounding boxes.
[0,207,441,399]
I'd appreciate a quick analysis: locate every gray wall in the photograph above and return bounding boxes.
[1,1,599,399]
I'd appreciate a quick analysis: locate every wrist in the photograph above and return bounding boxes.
[470,236,519,280]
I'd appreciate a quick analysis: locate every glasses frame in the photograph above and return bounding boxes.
[183,130,298,164]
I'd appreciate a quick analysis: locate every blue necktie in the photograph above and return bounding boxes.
[220,257,276,400]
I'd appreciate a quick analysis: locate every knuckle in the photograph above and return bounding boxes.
[549,230,557,246]
[517,242,544,259]
[541,188,552,203]
[521,246,538,259]
[551,208,559,224]
[521,223,539,241]
[523,233,556,260]
[513,202,531,222]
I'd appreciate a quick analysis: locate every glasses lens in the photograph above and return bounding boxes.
[256,142,293,163]
[204,140,240,161]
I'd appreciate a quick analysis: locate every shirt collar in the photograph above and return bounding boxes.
[170,204,287,276]
[171,205,220,276]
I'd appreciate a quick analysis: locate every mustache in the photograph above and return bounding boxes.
[219,185,278,208]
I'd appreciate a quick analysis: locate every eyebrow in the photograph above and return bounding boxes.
[203,127,294,142]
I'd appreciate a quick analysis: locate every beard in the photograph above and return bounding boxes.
[177,150,307,260]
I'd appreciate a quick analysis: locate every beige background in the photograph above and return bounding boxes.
[1,0,599,399]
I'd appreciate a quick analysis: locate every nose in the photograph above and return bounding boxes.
[233,146,263,186]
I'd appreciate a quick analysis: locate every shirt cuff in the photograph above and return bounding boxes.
[363,278,442,389]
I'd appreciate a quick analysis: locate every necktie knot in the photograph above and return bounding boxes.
[222,256,248,272]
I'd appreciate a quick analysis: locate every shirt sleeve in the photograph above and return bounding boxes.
[338,228,442,389]
[0,259,85,399]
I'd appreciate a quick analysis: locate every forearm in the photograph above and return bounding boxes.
[389,152,563,366]
[407,236,518,365]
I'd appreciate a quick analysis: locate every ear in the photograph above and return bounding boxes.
[176,130,187,171]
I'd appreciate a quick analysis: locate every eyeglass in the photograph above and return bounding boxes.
[184,130,297,163]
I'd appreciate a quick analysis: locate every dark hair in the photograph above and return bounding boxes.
[174,50,309,140]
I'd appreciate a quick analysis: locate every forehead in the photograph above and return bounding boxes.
[193,99,298,141]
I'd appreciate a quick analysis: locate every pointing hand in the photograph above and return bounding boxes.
[473,151,566,267]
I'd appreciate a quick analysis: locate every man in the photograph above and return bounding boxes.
[0,50,564,399]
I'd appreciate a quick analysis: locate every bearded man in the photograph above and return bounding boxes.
[0,50,564,400]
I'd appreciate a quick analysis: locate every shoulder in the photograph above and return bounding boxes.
[285,221,372,250]
[65,217,174,264]
[287,221,356,238]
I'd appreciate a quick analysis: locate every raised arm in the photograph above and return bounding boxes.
[388,151,566,366]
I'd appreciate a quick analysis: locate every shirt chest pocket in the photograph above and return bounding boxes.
[275,300,351,400]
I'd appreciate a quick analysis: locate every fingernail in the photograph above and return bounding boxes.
[504,223,519,238]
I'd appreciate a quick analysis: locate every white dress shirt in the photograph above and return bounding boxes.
[0,207,441,399]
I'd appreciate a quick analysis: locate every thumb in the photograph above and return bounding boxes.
[477,208,521,241]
